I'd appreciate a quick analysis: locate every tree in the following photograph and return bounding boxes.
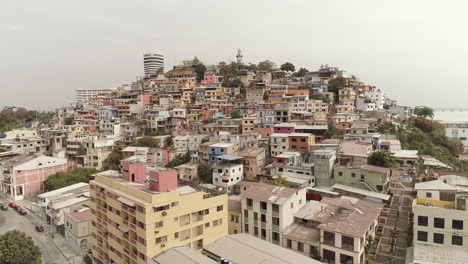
[309,93,331,104]
[325,119,338,138]
[230,110,242,118]
[265,175,288,187]
[0,112,18,134]
[131,136,160,148]
[0,230,41,264]
[44,168,98,191]
[258,60,276,71]
[166,152,191,168]
[193,63,207,82]
[377,122,397,135]
[164,136,173,148]
[280,62,295,72]
[413,106,434,120]
[293,68,309,77]
[368,150,398,168]
[76,144,87,156]
[103,146,123,171]
[327,76,347,93]
[144,128,169,136]
[222,78,243,88]
[197,163,213,183]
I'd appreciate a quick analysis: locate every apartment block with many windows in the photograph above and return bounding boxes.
[412,175,468,264]
[89,157,228,264]
[240,182,307,246]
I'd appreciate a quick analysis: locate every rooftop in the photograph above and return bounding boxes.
[203,234,322,264]
[239,181,300,205]
[152,246,216,264]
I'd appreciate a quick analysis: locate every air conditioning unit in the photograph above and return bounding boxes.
[155,230,159,234]
[161,243,165,248]
[162,211,167,216]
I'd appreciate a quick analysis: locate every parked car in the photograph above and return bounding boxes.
[1,204,8,211]
[35,225,44,232]
[8,202,16,208]
[18,208,27,215]
[14,205,22,211]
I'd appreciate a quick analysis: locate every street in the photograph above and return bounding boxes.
[0,202,68,264]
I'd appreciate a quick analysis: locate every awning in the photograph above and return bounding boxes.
[117,197,136,207]
[118,224,129,233]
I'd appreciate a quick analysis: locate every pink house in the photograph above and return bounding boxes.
[273,123,296,133]
[121,156,147,183]
[149,168,177,192]
[201,72,216,85]
[1,156,71,201]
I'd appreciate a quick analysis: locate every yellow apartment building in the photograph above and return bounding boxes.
[90,165,228,264]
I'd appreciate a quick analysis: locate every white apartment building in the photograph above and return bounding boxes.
[306,100,329,113]
[412,175,468,264]
[365,90,385,109]
[270,133,290,156]
[442,121,468,147]
[240,182,307,246]
[212,163,243,191]
[75,88,116,104]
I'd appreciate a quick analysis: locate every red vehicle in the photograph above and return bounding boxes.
[35,225,44,232]
[8,202,16,208]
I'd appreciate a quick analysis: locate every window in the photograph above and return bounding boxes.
[154,204,170,212]
[261,214,266,223]
[217,205,223,212]
[338,172,343,176]
[290,202,294,209]
[244,209,249,217]
[254,226,259,236]
[155,235,167,243]
[244,224,249,232]
[418,216,428,226]
[452,235,463,246]
[171,201,179,207]
[247,198,253,207]
[174,232,179,239]
[137,221,145,229]
[417,231,428,242]
[287,239,292,248]
[155,221,163,228]
[434,218,445,229]
[323,249,336,264]
[340,254,353,264]
[342,235,354,250]
[324,231,335,245]
[453,220,463,230]
[205,222,210,228]
[426,192,432,198]
[261,228,266,238]
[433,233,444,244]
[297,242,304,252]
[272,217,280,226]
[351,173,356,178]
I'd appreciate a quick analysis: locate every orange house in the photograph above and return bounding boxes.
[288,133,315,153]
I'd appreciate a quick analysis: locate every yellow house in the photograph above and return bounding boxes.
[90,168,228,264]
[313,111,327,121]
[228,195,242,235]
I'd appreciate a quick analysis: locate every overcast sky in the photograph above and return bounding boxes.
[2,0,468,110]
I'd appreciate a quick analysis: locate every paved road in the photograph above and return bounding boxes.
[0,203,68,264]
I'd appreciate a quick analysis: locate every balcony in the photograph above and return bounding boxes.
[261,222,266,228]
[272,211,279,217]
[260,209,267,215]
[272,224,280,232]
[413,198,455,209]
[272,239,280,245]
[254,220,258,226]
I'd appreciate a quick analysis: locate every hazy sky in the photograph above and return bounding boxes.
[2,0,468,110]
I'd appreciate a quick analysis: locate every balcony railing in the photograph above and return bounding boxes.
[272,224,280,232]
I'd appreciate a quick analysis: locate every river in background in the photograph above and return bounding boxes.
[434,110,468,122]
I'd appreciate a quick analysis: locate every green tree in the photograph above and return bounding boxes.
[144,128,170,136]
[230,110,242,118]
[309,93,331,104]
[131,136,160,148]
[166,152,191,168]
[265,175,288,187]
[377,121,397,135]
[368,150,398,168]
[280,62,295,72]
[0,230,41,264]
[223,78,244,88]
[76,144,87,156]
[293,68,309,77]
[327,76,347,93]
[164,136,173,148]
[197,163,213,183]
[325,119,338,138]
[44,168,98,191]
[103,146,123,171]
[64,117,74,125]
[258,60,276,71]
[413,106,434,120]
[0,112,18,134]
[193,63,207,82]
